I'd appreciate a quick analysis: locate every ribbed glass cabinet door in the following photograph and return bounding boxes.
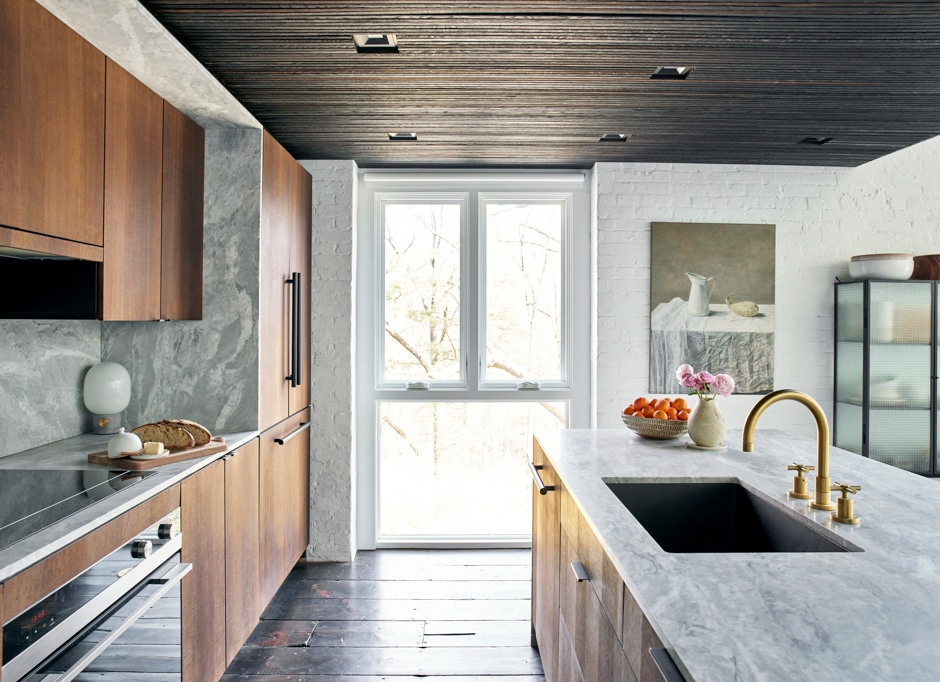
[834,281,935,475]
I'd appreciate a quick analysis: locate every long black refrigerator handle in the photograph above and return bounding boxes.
[287,272,301,387]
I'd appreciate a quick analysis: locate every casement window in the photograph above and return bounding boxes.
[356,172,591,547]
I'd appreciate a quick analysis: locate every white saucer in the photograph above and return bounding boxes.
[686,442,727,451]
[130,451,169,461]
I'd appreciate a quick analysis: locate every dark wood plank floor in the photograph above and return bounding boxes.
[68,549,543,680]
[221,548,545,680]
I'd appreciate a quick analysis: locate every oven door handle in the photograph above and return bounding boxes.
[45,562,193,682]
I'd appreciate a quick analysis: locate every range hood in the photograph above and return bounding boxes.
[0,256,99,319]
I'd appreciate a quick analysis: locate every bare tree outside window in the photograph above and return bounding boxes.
[377,198,568,539]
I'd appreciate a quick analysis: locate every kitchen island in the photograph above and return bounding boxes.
[536,427,940,681]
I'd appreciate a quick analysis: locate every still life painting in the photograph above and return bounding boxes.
[649,221,776,394]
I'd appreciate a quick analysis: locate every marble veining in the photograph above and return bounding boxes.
[0,320,100,458]
[538,428,940,681]
[0,430,257,582]
[101,129,263,433]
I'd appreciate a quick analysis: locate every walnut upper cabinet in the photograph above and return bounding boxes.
[259,131,311,431]
[1,0,205,321]
[160,101,205,321]
[102,61,205,321]
[0,0,105,247]
[101,59,164,321]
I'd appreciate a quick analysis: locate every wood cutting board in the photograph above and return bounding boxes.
[88,437,228,470]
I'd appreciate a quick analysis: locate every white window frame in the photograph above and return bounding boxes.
[355,171,592,549]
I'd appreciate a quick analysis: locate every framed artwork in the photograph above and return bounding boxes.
[649,222,776,394]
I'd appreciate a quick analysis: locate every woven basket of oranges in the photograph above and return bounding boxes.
[621,397,690,440]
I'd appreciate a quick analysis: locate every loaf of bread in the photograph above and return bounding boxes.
[132,422,196,450]
[162,419,212,446]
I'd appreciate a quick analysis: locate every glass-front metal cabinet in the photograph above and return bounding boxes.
[834,280,936,475]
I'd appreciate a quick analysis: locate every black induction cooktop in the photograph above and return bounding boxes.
[0,468,155,553]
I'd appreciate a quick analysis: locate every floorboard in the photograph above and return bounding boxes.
[60,549,545,680]
[230,548,544,679]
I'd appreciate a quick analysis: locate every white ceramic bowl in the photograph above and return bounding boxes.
[849,253,914,280]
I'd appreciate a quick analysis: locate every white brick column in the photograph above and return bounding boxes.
[302,159,358,561]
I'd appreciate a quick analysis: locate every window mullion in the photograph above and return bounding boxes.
[465,192,481,391]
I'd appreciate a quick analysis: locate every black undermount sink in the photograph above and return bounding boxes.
[604,479,862,554]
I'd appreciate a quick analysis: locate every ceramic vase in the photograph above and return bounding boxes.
[688,398,726,448]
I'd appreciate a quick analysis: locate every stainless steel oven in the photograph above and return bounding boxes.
[2,507,189,682]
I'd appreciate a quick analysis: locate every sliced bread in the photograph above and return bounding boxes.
[162,419,212,447]
[132,422,196,450]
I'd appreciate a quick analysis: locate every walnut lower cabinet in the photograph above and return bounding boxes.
[533,436,666,682]
[181,438,263,682]
[259,409,311,607]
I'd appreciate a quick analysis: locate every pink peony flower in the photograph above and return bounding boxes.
[674,365,734,400]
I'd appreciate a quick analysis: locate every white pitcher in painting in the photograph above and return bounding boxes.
[686,272,716,316]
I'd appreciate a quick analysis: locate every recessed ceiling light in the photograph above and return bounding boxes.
[353,34,398,53]
[798,136,834,145]
[388,132,417,141]
[599,133,631,142]
[650,66,693,80]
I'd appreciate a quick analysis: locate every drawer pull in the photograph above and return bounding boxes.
[274,421,311,445]
[649,647,687,681]
[528,462,556,495]
[570,561,589,582]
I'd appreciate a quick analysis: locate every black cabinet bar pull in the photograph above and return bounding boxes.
[528,462,556,495]
[274,421,311,445]
[286,272,302,387]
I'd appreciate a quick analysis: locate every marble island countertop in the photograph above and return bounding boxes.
[537,428,940,682]
[0,430,258,583]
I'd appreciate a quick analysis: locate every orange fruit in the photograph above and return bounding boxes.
[653,409,668,420]
[624,405,636,415]
[673,397,688,411]
[642,405,656,417]
[677,410,690,421]
[633,396,649,410]
[633,411,646,418]
[666,407,678,419]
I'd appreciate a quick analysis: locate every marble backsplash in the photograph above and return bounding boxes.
[102,128,263,434]
[0,320,100,457]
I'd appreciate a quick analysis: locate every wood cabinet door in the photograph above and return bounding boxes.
[0,0,105,246]
[287,160,312,416]
[161,101,205,321]
[259,131,293,430]
[224,438,261,664]
[181,459,226,682]
[101,59,163,321]
[259,408,310,607]
[531,437,561,680]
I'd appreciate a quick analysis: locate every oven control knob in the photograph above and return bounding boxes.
[157,523,179,540]
[131,539,153,559]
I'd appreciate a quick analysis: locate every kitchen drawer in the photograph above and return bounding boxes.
[561,487,625,645]
[560,527,634,682]
[623,580,666,682]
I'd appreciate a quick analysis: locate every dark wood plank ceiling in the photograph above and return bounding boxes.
[139,1,940,167]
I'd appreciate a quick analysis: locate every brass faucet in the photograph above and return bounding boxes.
[742,389,835,511]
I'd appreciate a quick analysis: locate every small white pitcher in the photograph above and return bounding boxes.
[686,272,716,317]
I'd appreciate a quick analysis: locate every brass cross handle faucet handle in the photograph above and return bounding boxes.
[787,463,815,500]
[831,482,862,525]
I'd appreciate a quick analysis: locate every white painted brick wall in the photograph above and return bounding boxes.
[595,133,940,437]
[301,159,357,561]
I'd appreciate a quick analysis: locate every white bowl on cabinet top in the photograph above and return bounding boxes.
[849,253,914,280]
